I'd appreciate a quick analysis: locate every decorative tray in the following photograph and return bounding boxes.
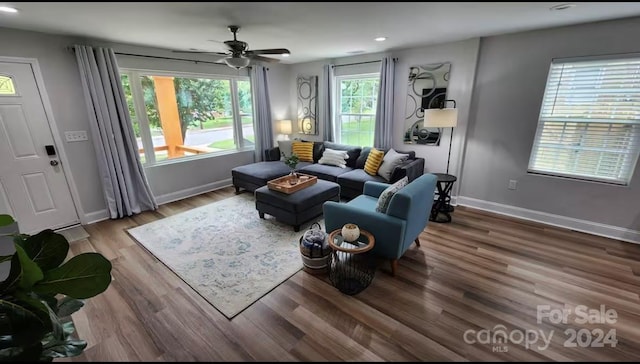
[267,173,317,194]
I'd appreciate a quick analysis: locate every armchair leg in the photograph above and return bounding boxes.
[414,237,421,247]
[390,259,398,277]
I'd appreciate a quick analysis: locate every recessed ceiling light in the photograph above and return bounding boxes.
[374,37,387,42]
[0,6,18,13]
[281,53,290,57]
[550,3,576,11]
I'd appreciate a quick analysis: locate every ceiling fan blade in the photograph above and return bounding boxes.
[249,55,280,63]
[245,48,290,55]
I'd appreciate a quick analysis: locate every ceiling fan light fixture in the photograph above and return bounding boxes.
[224,56,250,69]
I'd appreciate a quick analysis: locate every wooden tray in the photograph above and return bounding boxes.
[268,173,317,194]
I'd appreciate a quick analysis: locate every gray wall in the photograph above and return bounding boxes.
[0,27,105,217]
[460,17,640,230]
[0,27,291,220]
[286,39,481,196]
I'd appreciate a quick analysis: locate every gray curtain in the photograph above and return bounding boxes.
[74,45,157,219]
[374,57,396,150]
[321,64,335,142]
[250,65,274,161]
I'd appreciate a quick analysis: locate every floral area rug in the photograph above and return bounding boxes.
[127,193,321,319]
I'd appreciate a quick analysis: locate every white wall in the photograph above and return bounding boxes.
[0,27,290,221]
[287,39,481,198]
[459,17,640,234]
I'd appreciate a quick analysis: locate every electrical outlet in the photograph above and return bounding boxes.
[64,131,88,142]
[508,180,518,190]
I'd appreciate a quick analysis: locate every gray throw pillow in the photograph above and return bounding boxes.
[377,149,410,181]
[375,177,408,213]
[278,140,293,161]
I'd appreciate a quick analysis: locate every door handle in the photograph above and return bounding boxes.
[50,160,59,166]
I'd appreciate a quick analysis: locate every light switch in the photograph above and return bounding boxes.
[65,131,88,142]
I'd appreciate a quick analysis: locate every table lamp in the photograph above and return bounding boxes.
[278,119,292,140]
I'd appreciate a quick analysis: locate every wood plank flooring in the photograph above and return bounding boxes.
[61,187,640,361]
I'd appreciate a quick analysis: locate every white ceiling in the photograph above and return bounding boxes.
[1,2,640,64]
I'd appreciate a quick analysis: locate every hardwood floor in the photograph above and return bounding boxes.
[62,187,640,361]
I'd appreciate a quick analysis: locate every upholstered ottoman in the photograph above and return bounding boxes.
[255,179,340,231]
[232,161,312,193]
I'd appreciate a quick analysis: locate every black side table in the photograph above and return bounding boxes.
[430,173,457,223]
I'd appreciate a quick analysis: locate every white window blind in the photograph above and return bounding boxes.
[528,57,640,185]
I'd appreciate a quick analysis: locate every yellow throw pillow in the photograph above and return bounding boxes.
[291,141,314,162]
[364,148,385,176]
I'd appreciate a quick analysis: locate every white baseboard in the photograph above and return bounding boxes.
[83,209,110,225]
[456,196,640,245]
[154,178,233,205]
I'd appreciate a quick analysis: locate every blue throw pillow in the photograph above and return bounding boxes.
[375,177,408,213]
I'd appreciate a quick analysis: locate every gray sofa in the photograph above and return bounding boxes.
[232,141,425,199]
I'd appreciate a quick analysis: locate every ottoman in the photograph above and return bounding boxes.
[255,179,340,231]
[232,161,312,193]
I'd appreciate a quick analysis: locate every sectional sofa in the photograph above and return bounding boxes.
[232,141,425,199]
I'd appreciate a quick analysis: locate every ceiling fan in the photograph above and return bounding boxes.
[174,25,290,69]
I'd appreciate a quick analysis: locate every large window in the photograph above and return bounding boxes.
[120,70,253,165]
[528,56,640,185]
[334,74,379,147]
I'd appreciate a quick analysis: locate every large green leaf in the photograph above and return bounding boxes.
[14,245,43,290]
[0,299,47,346]
[33,253,112,299]
[41,337,86,359]
[15,230,69,271]
[0,215,14,228]
[56,296,84,318]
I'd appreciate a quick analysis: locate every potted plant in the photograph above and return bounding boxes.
[282,152,300,180]
[0,214,112,361]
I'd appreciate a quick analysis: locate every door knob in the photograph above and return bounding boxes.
[50,160,59,166]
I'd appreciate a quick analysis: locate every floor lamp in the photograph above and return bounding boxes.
[423,100,458,174]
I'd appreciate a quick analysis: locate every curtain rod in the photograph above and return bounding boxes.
[332,57,398,68]
[65,47,250,67]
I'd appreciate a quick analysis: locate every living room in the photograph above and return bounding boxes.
[1,2,639,362]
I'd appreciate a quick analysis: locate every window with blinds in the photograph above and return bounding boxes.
[528,57,640,185]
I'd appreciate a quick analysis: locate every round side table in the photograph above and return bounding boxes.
[327,229,376,295]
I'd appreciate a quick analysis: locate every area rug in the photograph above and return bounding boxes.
[127,193,322,319]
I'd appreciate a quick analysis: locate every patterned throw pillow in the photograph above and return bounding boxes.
[364,148,385,176]
[375,177,409,213]
[278,140,294,161]
[318,148,349,168]
[291,141,314,162]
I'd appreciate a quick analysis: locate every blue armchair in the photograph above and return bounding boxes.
[323,173,437,276]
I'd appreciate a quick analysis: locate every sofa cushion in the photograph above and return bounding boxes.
[302,140,326,163]
[323,141,361,168]
[376,177,408,213]
[232,161,312,187]
[337,169,387,192]
[377,149,410,182]
[357,147,417,169]
[298,163,353,182]
[318,148,348,168]
[292,141,314,162]
[278,140,293,161]
[364,148,385,176]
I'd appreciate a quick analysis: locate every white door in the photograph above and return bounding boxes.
[0,61,78,233]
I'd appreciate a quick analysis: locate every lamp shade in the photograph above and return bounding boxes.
[278,119,292,134]
[423,108,458,128]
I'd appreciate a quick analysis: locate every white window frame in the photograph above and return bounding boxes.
[120,68,253,166]
[527,55,640,186]
[334,73,379,147]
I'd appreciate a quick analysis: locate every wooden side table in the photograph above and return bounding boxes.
[327,229,376,295]
[430,173,457,223]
